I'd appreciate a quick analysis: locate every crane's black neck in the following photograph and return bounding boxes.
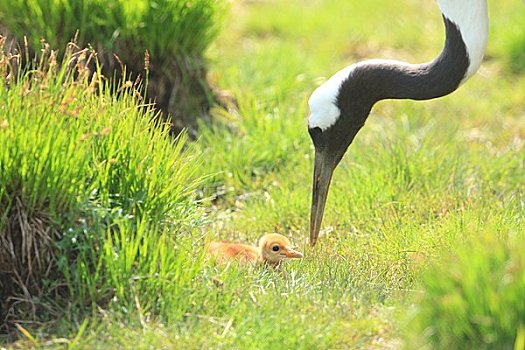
[336,15,470,111]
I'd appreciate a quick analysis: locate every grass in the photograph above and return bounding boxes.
[1,0,524,348]
[0,0,230,130]
[405,227,525,349]
[0,0,227,58]
[0,42,203,334]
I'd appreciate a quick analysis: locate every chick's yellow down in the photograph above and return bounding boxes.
[208,233,303,268]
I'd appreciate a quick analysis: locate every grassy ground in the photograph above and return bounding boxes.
[4,0,524,348]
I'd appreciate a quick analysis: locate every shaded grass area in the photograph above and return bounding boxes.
[2,0,524,348]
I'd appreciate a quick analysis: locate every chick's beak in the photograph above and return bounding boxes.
[310,149,336,246]
[284,247,304,259]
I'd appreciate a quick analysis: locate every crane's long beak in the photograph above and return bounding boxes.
[310,149,335,246]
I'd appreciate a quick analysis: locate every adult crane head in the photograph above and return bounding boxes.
[307,0,489,246]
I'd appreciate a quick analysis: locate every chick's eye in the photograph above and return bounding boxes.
[272,245,280,252]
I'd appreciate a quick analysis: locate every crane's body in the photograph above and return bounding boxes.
[308,0,489,245]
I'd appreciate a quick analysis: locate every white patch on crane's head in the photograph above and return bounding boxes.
[308,65,356,131]
[438,0,488,82]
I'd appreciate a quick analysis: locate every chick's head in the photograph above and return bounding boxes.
[259,234,303,266]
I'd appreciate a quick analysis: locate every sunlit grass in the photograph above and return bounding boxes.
[0,43,204,337]
[0,0,227,59]
[405,228,525,350]
[1,0,524,348]
[193,0,524,348]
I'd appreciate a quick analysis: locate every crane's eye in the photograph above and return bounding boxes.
[308,126,324,146]
[271,245,280,252]
[308,126,322,138]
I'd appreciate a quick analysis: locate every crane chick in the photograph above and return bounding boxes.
[208,233,303,268]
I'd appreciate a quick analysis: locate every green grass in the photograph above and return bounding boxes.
[0,0,229,129]
[0,0,227,59]
[405,227,525,350]
[0,43,203,333]
[2,0,525,348]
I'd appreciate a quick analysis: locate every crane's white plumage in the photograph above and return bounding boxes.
[308,65,354,131]
[438,0,488,82]
[307,0,488,131]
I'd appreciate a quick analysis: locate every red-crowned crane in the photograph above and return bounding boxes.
[307,0,489,245]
